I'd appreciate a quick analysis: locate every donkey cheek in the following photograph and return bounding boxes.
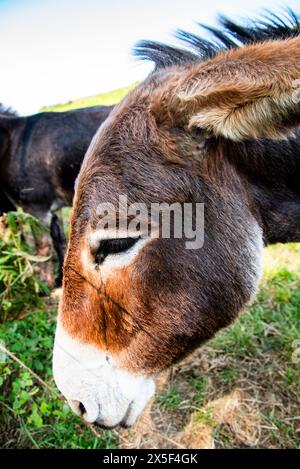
[59,281,137,354]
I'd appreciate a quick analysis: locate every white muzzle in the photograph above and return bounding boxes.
[52,321,155,428]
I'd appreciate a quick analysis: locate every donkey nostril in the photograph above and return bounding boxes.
[78,402,86,416]
[68,399,87,417]
[68,399,99,423]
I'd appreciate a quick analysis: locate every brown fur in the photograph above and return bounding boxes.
[59,32,300,375]
[150,37,300,140]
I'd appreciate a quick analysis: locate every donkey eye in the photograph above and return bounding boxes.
[95,237,140,265]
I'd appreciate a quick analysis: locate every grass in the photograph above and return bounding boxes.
[0,212,50,322]
[40,82,138,112]
[0,308,116,448]
[156,387,182,412]
[0,213,117,448]
[0,211,299,448]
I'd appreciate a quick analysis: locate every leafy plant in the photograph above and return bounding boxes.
[0,309,118,448]
[0,211,50,321]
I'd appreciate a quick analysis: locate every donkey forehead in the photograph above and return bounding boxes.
[78,107,155,190]
[83,72,177,162]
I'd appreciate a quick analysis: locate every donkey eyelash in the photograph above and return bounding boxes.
[94,237,140,265]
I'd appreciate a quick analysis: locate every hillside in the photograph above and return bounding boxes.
[40,82,138,112]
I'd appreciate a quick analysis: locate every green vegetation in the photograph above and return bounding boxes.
[0,213,117,448]
[0,211,299,448]
[0,309,117,448]
[0,212,49,322]
[157,387,182,411]
[40,82,138,112]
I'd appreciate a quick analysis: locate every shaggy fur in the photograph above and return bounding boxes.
[58,12,300,376]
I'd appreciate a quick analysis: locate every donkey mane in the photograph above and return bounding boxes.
[0,103,18,117]
[134,9,300,68]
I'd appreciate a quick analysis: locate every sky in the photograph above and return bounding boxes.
[0,0,299,114]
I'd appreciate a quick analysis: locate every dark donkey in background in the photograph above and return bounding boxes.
[0,104,112,286]
[53,12,300,428]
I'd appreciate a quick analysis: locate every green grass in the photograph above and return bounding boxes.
[40,82,138,112]
[0,308,118,448]
[0,211,50,322]
[0,211,299,448]
[157,387,182,412]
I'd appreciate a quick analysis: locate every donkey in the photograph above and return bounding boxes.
[53,12,300,428]
[0,104,112,286]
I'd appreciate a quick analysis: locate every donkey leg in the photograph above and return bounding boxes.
[50,213,66,287]
[33,229,55,290]
[23,207,54,290]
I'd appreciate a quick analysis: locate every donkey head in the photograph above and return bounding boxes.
[53,19,300,428]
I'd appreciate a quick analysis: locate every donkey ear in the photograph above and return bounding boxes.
[174,37,300,141]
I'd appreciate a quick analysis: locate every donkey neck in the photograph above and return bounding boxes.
[223,134,300,245]
[0,115,24,158]
[0,117,26,193]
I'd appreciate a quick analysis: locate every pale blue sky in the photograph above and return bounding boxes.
[0,0,299,114]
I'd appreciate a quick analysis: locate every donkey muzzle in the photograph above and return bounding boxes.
[52,321,155,428]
